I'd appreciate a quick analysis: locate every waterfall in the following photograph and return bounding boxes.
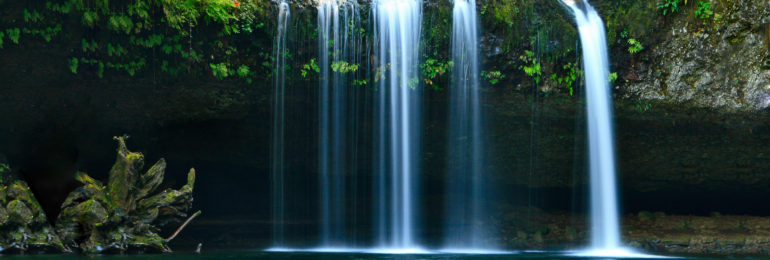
[271,0,290,248]
[444,0,495,251]
[563,1,642,256]
[317,0,362,247]
[372,0,423,251]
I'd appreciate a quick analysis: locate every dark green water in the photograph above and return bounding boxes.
[0,251,751,260]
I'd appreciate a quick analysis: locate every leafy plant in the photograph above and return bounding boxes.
[210,62,229,79]
[331,61,359,74]
[69,58,79,74]
[482,70,505,85]
[627,38,643,54]
[519,50,542,84]
[551,62,581,96]
[635,101,652,112]
[420,58,452,87]
[609,72,619,83]
[6,28,20,44]
[237,65,250,78]
[353,79,368,86]
[301,58,320,78]
[695,1,713,20]
[657,0,682,15]
[23,9,44,23]
[5,0,265,78]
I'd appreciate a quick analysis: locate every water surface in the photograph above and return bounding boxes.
[0,251,732,260]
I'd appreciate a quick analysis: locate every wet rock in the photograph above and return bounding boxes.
[623,0,770,112]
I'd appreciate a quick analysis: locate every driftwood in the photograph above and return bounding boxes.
[54,135,199,254]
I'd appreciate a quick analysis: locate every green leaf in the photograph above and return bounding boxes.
[69,58,78,74]
[6,28,20,44]
[237,65,250,78]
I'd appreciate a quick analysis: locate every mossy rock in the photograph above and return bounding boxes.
[0,165,68,253]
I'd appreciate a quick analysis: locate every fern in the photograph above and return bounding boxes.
[6,28,20,44]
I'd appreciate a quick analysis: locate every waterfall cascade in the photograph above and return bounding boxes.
[317,0,363,247]
[443,0,496,251]
[563,1,647,257]
[371,0,423,252]
[271,0,290,248]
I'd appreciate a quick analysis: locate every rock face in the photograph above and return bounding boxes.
[623,1,770,111]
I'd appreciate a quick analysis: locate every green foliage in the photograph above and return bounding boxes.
[627,38,643,54]
[482,70,505,85]
[237,65,250,78]
[353,79,368,86]
[107,15,135,34]
[82,11,99,27]
[550,62,580,96]
[519,50,542,84]
[6,28,20,44]
[609,72,618,83]
[23,9,44,23]
[22,26,61,42]
[69,58,79,74]
[160,0,237,33]
[1,0,268,79]
[420,58,452,87]
[301,58,320,78]
[81,39,98,52]
[695,1,713,20]
[106,43,127,57]
[657,0,682,15]
[210,62,229,79]
[331,61,359,74]
[46,1,73,14]
[635,101,652,112]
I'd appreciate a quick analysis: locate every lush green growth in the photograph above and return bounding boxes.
[0,0,272,82]
[519,50,542,85]
[550,62,580,96]
[420,58,453,89]
[301,58,320,78]
[482,70,505,85]
[658,0,683,15]
[627,38,644,54]
[695,1,713,20]
[331,61,360,74]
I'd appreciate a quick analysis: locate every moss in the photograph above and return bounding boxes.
[638,211,655,221]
